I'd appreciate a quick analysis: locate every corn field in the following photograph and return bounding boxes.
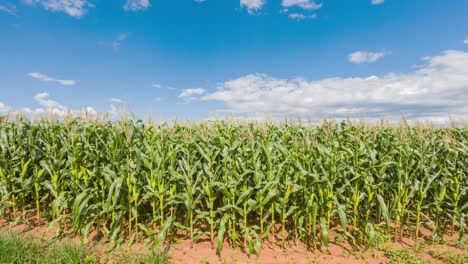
[0,116,467,254]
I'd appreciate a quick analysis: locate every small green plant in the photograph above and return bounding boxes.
[428,249,468,264]
[140,250,169,264]
[199,257,210,264]
[0,231,169,264]
[384,248,423,264]
[0,231,98,264]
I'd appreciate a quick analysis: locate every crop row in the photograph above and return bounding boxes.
[0,117,466,254]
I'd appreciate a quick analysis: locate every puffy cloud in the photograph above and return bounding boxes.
[35,92,61,108]
[348,51,389,64]
[152,83,162,89]
[464,38,468,44]
[28,92,96,116]
[24,0,93,18]
[124,0,150,11]
[179,88,205,98]
[281,0,322,10]
[240,0,265,14]
[2,93,131,119]
[29,72,76,86]
[371,0,385,5]
[202,50,468,123]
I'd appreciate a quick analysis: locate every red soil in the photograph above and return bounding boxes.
[0,217,465,264]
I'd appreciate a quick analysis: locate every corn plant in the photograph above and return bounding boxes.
[0,115,466,256]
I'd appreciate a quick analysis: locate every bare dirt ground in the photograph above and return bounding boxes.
[168,232,465,264]
[1,217,466,264]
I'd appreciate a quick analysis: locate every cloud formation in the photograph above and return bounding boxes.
[464,38,468,44]
[240,0,265,14]
[124,0,150,11]
[17,92,96,117]
[201,50,468,123]
[179,88,205,98]
[348,51,389,64]
[24,0,93,18]
[3,94,127,119]
[110,98,125,104]
[108,98,128,117]
[281,0,322,10]
[29,72,77,86]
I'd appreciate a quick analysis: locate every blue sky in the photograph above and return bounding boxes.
[1,0,468,123]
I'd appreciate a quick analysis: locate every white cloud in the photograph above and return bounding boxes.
[240,0,265,14]
[108,98,128,117]
[112,33,130,51]
[179,88,205,98]
[288,13,316,20]
[371,0,385,5]
[464,38,468,44]
[30,92,96,116]
[35,92,62,109]
[152,83,175,90]
[2,93,121,119]
[202,50,468,123]
[110,97,125,104]
[348,51,389,64]
[281,0,322,10]
[108,103,128,118]
[0,3,17,15]
[124,0,150,11]
[83,106,97,115]
[29,72,77,86]
[24,0,93,18]
[0,102,11,114]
